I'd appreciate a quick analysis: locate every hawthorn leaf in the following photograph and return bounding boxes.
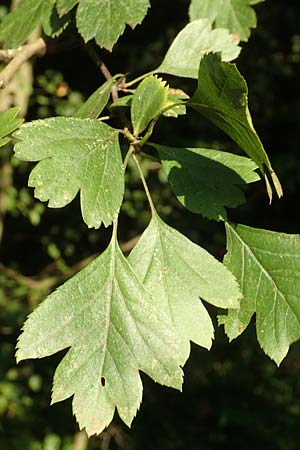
[131,76,168,135]
[188,54,282,199]
[128,213,241,362]
[0,0,47,48]
[76,0,150,51]
[219,223,300,365]
[0,107,23,148]
[110,95,133,109]
[157,19,241,79]
[162,88,189,118]
[152,144,259,221]
[189,0,260,42]
[13,117,124,229]
[75,79,115,119]
[56,0,79,15]
[0,0,69,47]
[16,233,183,436]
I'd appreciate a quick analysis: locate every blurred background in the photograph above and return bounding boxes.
[1,0,300,449]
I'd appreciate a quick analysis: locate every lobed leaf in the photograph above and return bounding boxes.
[0,0,68,48]
[0,107,23,148]
[189,0,261,42]
[188,53,282,199]
[157,19,240,79]
[56,0,79,15]
[129,213,241,362]
[16,233,183,436]
[219,223,300,365]
[76,0,150,51]
[153,143,259,221]
[13,117,124,229]
[131,76,168,135]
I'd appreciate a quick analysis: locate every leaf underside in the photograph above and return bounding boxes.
[189,0,260,42]
[0,107,23,148]
[157,19,241,79]
[219,222,300,365]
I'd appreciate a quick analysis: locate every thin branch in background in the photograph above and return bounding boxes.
[0,161,12,245]
[72,430,88,450]
[0,38,46,89]
[85,43,119,102]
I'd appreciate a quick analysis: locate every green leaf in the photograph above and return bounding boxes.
[128,213,241,362]
[0,107,23,148]
[189,0,260,42]
[131,76,168,135]
[0,0,47,48]
[162,88,189,118]
[13,117,124,229]
[74,79,115,119]
[188,53,282,199]
[152,144,259,221]
[56,0,79,15]
[0,0,68,47]
[76,0,150,51]
[219,223,300,365]
[157,19,240,79]
[110,95,133,109]
[16,232,183,436]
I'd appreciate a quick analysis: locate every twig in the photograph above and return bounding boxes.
[72,430,88,450]
[0,38,46,89]
[0,161,12,244]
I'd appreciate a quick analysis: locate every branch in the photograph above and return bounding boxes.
[0,38,46,89]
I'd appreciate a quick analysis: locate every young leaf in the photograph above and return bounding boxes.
[131,76,168,135]
[189,0,260,42]
[0,107,23,148]
[157,19,240,79]
[74,79,115,119]
[76,0,150,51]
[152,144,259,221]
[128,213,241,362]
[219,223,300,365]
[188,53,282,199]
[13,117,124,229]
[162,88,189,118]
[16,233,183,436]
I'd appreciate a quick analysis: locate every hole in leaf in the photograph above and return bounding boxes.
[100,376,106,387]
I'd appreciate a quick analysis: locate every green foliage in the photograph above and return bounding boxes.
[1,0,299,441]
[0,107,23,147]
[189,0,263,42]
[154,144,259,220]
[220,223,300,366]
[157,19,241,78]
[188,54,282,199]
[13,118,124,229]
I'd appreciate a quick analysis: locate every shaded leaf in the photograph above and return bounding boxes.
[189,0,260,42]
[76,0,150,50]
[13,117,124,229]
[129,213,241,362]
[0,107,23,148]
[157,19,240,79]
[153,143,259,220]
[188,53,282,199]
[131,76,168,135]
[219,223,300,365]
[75,79,115,119]
[16,232,183,436]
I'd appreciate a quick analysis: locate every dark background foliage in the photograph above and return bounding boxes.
[1,1,300,449]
